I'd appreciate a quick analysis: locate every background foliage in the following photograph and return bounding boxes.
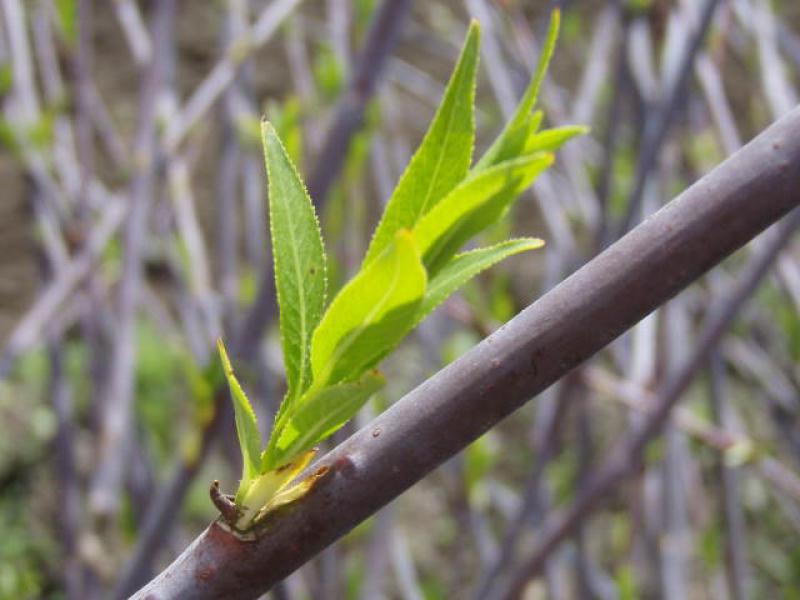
[0,0,799,598]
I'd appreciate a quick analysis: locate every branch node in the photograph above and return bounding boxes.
[209,480,240,526]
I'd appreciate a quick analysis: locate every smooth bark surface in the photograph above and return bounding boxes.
[133,107,800,600]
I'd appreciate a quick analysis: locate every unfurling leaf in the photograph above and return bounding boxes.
[217,339,261,502]
[476,9,560,171]
[311,230,426,388]
[412,154,553,275]
[252,464,332,524]
[236,448,317,529]
[523,125,590,155]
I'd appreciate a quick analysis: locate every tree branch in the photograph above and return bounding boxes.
[497,206,800,600]
[132,106,800,600]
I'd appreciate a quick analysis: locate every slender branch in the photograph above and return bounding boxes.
[112,0,152,67]
[163,0,304,152]
[306,0,413,207]
[615,0,722,238]
[708,351,751,600]
[133,103,800,600]
[89,0,173,519]
[0,197,126,379]
[48,333,83,599]
[473,378,574,599]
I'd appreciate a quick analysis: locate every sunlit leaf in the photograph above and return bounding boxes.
[311,230,426,387]
[266,371,385,470]
[475,9,560,170]
[413,155,553,274]
[523,125,589,155]
[416,238,544,322]
[263,121,327,410]
[363,21,480,265]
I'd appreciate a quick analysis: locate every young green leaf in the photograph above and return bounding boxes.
[417,238,544,321]
[265,371,385,470]
[363,21,481,266]
[263,121,327,406]
[413,154,554,275]
[475,9,560,171]
[252,461,332,525]
[311,230,426,387]
[213,12,583,532]
[236,448,317,529]
[217,339,262,500]
[55,0,78,45]
[523,125,589,155]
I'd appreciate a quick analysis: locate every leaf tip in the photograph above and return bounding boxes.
[260,119,278,142]
[217,338,233,374]
[529,237,546,250]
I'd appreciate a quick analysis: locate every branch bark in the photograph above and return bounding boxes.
[132,107,800,600]
[496,208,800,600]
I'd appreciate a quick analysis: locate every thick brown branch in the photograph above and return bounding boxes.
[133,107,800,600]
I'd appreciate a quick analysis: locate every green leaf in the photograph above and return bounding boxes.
[263,121,327,406]
[476,9,560,170]
[479,111,543,170]
[266,371,385,470]
[267,97,304,165]
[413,154,553,275]
[523,125,589,155]
[311,230,426,387]
[416,238,544,321]
[0,65,12,96]
[363,20,480,265]
[217,339,262,500]
[237,448,317,528]
[55,0,78,45]
[251,461,330,524]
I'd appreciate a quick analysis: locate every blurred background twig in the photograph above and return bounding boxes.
[0,1,798,598]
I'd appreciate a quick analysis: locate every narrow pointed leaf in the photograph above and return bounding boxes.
[413,154,553,275]
[263,121,327,406]
[483,111,543,169]
[476,9,560,170]
[267,371,385,470]
[217,339,262,492]
[236,448,317,528]
[363,21,480,265]
[523,125,589,154]
[417,238,545,321]
[311,230,426,387]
